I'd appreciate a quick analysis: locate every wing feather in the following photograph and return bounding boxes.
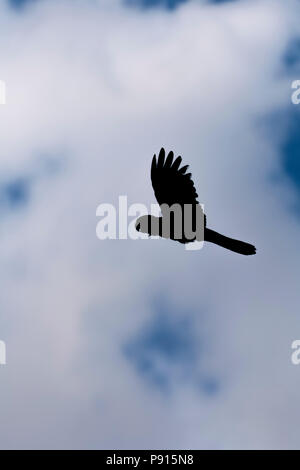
[157,148,165,168]
[172,156,182,172]
[165,151,174,168]
[178,165,189,174]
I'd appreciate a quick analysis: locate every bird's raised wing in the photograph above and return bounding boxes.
[151,148,199,212]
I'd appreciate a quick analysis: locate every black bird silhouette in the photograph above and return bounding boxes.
[135,148,256,255]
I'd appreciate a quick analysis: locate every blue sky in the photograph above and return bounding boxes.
[281,39,300,202]
[9,0,239,9]
[281,112,300,202]
[8,0,300,199]
[124,298,199,390]
[1,0,300,450]
[11,0,234,6]
[8,0,33,7]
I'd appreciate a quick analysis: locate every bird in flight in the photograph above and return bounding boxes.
[135,148,256,255]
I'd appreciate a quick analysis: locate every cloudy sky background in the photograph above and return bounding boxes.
[0,0,300,449]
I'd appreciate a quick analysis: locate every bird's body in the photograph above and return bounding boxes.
[136,148,256,256]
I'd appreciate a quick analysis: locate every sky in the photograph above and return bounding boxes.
[0,0,300,450]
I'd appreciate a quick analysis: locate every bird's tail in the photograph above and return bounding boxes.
[204,228,256,256]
